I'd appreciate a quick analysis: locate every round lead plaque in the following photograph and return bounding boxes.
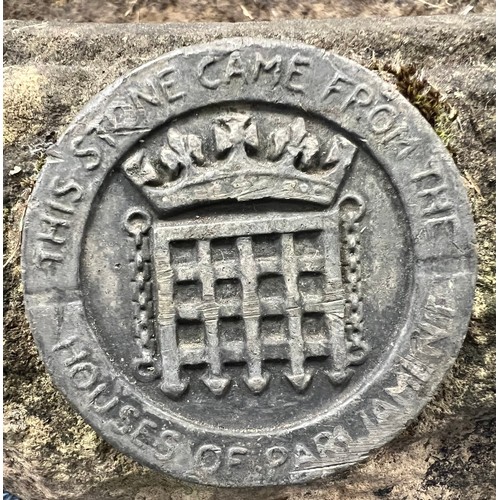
[22,39,476,486]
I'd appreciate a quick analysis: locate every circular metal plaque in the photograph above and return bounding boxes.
[22,39,476,487]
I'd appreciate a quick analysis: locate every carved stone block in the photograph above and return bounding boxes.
[5,16,494,499]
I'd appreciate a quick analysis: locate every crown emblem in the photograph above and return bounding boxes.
[122,112,357,213]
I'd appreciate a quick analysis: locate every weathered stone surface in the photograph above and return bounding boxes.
[4,15,495,499]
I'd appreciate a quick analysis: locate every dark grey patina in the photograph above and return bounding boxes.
[22,39,476,487]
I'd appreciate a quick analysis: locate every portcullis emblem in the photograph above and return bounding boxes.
[22,39,476,487]
[122,112,367,397]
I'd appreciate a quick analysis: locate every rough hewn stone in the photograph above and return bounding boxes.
[4,16,495,500]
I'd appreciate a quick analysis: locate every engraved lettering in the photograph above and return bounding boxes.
[225,51,247,83]
[54,339,188,458]
[44,199,75,215]
[46,176,84,214]
[35,246,64,267]
[113,99,142,127]
[111,404,140,435]
[157,65,186,103]
[71,135,102,169]
[283,53,310,93]
[107,100,142,131]
[128,78,163,107]
[266,446,289,468]
[380,123,420,160]
[198,55,222,89]
[87,383,120,414]
[322,70,354,101]
[368,105,398,134]
[411,159,458,236]
[423,216,456,237]
[53,335,79,352]
[323,72,421,160]
[37,213,68,245]
[198,51,310,94]
[227,446,248,466]
[53,336,90,367]
[35,211,71,268]
[123,68,185,123]
[154,430,182,460]
[401,355,433,384]
[413,179,453,216]
[294,442,317,466]
[69,361,99,390]
[341,83,374,111]
[130,418,158,448]
[195,444,222,473]
[383,371,422,409]
[359,397,401,432]
[87,119,117,148]
[252,53,282,84]
[313,431,334,453]
[411,321,448,356]
[401,289,455,384]
[49,176,83,202]
[34,177,83,268]
[382,285,456,409]
[313,426,352,457]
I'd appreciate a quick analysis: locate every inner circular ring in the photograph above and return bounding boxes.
[80,102,416,434]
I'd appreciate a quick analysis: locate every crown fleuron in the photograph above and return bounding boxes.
[122,112,357,213]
